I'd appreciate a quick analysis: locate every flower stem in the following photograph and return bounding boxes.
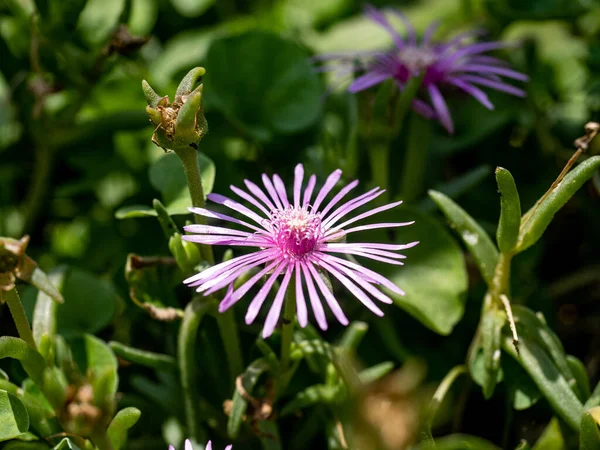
[215,309,244,382]
[279,279,296,373]
[175,147,214,264]
[368,143,390,201]
[4,287,36,349]
[399,113,432,203]
[178,296,213,440]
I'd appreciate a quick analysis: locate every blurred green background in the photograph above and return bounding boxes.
[1,0,600,448]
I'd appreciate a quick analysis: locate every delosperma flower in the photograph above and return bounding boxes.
[182,164,418,338]
[169,440,231,450]
[314,5,528,133]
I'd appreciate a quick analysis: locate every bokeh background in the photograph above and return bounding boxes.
[1,0,600,448]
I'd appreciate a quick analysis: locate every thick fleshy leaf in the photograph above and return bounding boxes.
[429,190,498,287]
[517,156,600,253]
[0,390,29,441]
[170,0,214,18]
[108,341,176,370]
[32,269,66,362]
[495,167,521,253]
[503,354,541,411]
[0,337,45,387]
[52,438,82,450]
[503,335,583,430]
[580,410,600,450]
[281,384,339,416]
[76,0,125,46]
[532,418,565,450]
[108,407,142,450]
[365,207,468,335]
[481,308,505,399]
[205,31,322,140]
[416,434,501,450]
[567,355,591,401]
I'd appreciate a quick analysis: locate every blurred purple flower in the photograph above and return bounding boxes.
[169,440,232,450]
[183,164,417,338]
[314,5,528,133]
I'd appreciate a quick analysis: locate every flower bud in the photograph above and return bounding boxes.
[142,67,208,152]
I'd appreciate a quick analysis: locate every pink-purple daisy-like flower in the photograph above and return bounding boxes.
[169,440,231,450]
[314,5,528,133]
[182,164,417,338]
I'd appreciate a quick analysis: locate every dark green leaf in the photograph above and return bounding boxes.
[281,384,339,416]
[580,411,600,450]
[567,355,591,401]
[109,341,176,371]
[52,438,82,450]
[532,418,565,450]
[515,440,532,450]
[205,31,322,140]
[481,309,505,399]
[495,167,521,253]
[366,207,468,335]
[0,337,46,387]
[0,390,29,441]
[429,190,498,287]
[503,354,541,410]
[416,434,501,450]
[517,156,600,253]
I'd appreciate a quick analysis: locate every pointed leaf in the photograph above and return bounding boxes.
[481,308,504,399]
[517,156,600,253]
[580,410,600,450]
[175,67,206,98]
[53,438,82,450]
[495,167,521,253]
[429,190,498,286]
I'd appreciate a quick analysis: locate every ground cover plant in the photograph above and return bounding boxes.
[1,0,600,449]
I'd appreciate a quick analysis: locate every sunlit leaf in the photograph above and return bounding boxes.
[0,390,29,441]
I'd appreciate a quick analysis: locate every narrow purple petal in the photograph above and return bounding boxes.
[262,174,284,210]
[453,64,529,81]
[365,4,405,49]
[319,179,359,219]
[307,261,349,326]
[183,235,270,246]
[245,262,288,325]
[459,75,526,97]
[321,188,383,229]
[329,200,403,233]
[320,247,405,265]
[188,207,263,233]
[312,169,342,212]
[422,20,439,45]
[262,265,294,338]
[230,185,271,216]
[273,174,290,208]
[301,262,328,330]
[184,224,254,237]
[388,9,417,46]
[411,98,436,118]
[207,193,268,226]
[428,84,454,133]
[315,257,384,316]
[218,259,282,312]
[200,254,277,295]
[442,41,514,66]
[293,164,304,207]
[341,221,415,235]
[348,71,392,93]
[244,179,276,211]
[184,250,273,285]
[295,262,308,327]
[303,175,317,207]
[446,77,494,109]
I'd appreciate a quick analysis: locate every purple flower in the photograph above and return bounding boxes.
[169,440,232,450]
[182,164,417,338]
[315,5,528,133]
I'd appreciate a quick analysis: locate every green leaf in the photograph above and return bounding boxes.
[128,0,158,36]
[429,190,498,287]
[108,407,141,450]
[3,441,52,450]
[170,0,214,17]
[481,309,505,399]
[108,341,176,371]
[149,152,215,209]
[281,384,339,416]
[495,167,521,253]
[32,269,66,361]
[503,336,583,430]
[76,0,125,46]
[503,354,541,410]
[567,355,591,401]
[515,441,532,450]
[585,381,600,410]
[258,420,282,450]
[532,418,565,450]
[359,362,394,385]
[227,358,270,439]
[580,411,600,450]
[55,268,119,338]
[205,31,322,140]
[365,207,468,335]
[0,390,29,441]
[469,347,503,392]
[517,156,600,253]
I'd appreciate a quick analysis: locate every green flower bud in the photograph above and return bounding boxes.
[142,67,208,152]
[168,233,202,273]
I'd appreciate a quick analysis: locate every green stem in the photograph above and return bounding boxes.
[490,252,512,300]
[175,147,214,264]
[368,143,390,201]
[280,280,296,373]
[4,287,36,349]
[178,296,213,440]
[426,365,467,432]
[215,309,244,381]
[399,113,432,203]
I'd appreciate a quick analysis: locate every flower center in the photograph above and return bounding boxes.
[270,206,322,259]
[398,46,437,74]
